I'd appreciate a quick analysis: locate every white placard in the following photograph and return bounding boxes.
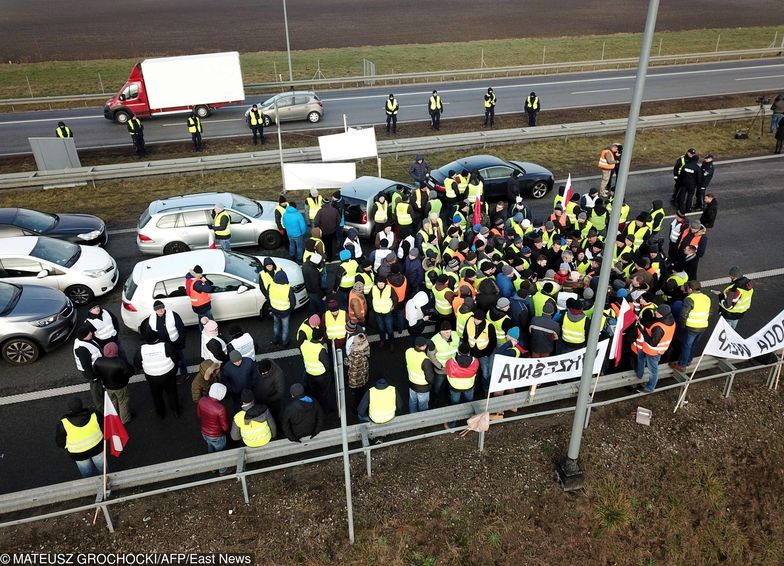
[703,309,784,360]
[282,162,357,192]
[488,339,609,394]
[318,128,378,162]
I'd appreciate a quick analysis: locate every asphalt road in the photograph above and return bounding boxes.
[1,156,783,492]
[1,59,783,156]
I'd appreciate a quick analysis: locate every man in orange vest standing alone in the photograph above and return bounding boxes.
[185,265,214,330]
[597,143,619,198]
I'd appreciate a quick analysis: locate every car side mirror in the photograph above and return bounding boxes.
[119,94,126,102]
[237,285,249,295]
[240,217,249,225]
[36,269,49,279]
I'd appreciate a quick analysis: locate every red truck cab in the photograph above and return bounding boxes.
[103,64,149,124]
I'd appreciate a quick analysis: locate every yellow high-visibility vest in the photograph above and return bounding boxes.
[368,386,396,423]
[430,333,458,367]
[249,109,264,126]
[561,315,587,344]
[685,292,711,329]
[233,411,272,447]
[213,210,231,237]
[396,202,412,225]
[187,116,202,133]
[301,341,327,375]
[432,286,453,316]
[325,310,347,340]
[429,95,442,111]
[268,282,290,311]
[374,201,389,223]
[62,413,102,454]
[386,99,399,115]
[306,195,323,221]
[339,259,359,289]
[465,318,490,350]
[406,348,429,386]
[721,285,753,315]
[371,285,394,314]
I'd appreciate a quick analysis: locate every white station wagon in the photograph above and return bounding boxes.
[0,236,118,305]
[121,249,307,332]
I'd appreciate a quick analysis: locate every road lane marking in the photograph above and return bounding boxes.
[0,114,103,126]
[735,74,784,81]
[571,88,630,95]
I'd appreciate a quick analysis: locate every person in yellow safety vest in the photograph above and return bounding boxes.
[597,143,618,197]
[55,121,73,138]
[427,321,458,403]
[246,103,265,145]
[385,93,399,134]
[258,257,281,298]
[673,280,711,371]
[531,283,557,317]
[442,169,460,215]
[56,397,105,478]
[210,204,231,251]
[607,198,631,228]
[454,296,475,340]
[524,91,540,126]
[306,188,324,225]
[461,310,497,392]
[334,249,359,307]
[300,328,335,412]
[126,114,146,157]
[358,378,404,423]
[487,297,513,343]
[373,193,390,233]
[648,199,666,234]
[274,196,288,233]
[187,112,203,151]
[634,304,677,393]
[371,276,398,350]
[456,169,471,198]
[466,175,484,202]
[561,298,589,351]
[712,266,754,330]
[432,274,457,320]
[406,336,436,413]
[428,90,443,130]
[625,212,652,252]
[296,314,321,347]
[395,194,415,239]
[483,87,497,127]
[428,194,443,219]
[324,299,348,348]
[230,391,276,447]
[268,270,295,347]
[443,343,480,428]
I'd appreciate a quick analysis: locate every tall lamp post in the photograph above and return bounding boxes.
[282,0,294,83]
[556,0,661,491]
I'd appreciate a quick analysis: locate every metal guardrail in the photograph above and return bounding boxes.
[1,48,781,108]
[0,354,780,529]
[0,106,755,191]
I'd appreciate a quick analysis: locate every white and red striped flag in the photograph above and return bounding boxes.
[103,391,129,457]
[554,174,573,208]
[608,297,637,367]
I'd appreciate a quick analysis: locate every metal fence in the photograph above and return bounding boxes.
[1,48,781,109]
[0,353,780,532]
[0,106,755,192]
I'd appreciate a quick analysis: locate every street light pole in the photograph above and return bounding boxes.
[556,0,661,491]
[282,0,293,83]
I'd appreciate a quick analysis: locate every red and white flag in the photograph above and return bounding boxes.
[472,196,482,227]
[555,174,573,208]
[207,229,217,250]
[103,391,129,457]
[608,298,637,367]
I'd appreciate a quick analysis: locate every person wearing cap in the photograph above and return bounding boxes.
[281,201,307,262]
[185,265,214,328]
[196,383,230,469]
[301,252,325,317]
[268,270,295,348]
[712,266,754,330]
[272,196,289,235]
[93,342,134,424]
[230,390,276,448]
[674,220,707,264]
[55,121,73,138]
[483,87,497,127]
[84,303,122,354]
[625,212,652,252]
[56,397,104,478]
[73,325,104,411]
[406,336,436,413]
[358,378,404,424]
[209,204,232,251]
[385,93,399,134]
[442,344,480,427]
[345,329,370,416]
[301,328,335,411]
[323,299,348,349]
[147,300,187,379]
[674,148,702,213]
[348,281,367,327]
[305,188,324,227]
[633,304,676,393]
[187,111,203,151]
[695,154,715,210]
[428,90,443,130]
[227,324,257,361]
[252,358,285,423]
[487,297,514,344]
[221,349,258,416]
[135,327,180,418]
[427,321,457,405]
[495,326,526,359]
[403,248,424,295]
[314,200,342,262]
[561,298,588,352]
[524,91,540,126]
[280,383,325,442]
[334,249,359,309]
[246,103,265,145]
[461,309,497,393]
[673,280,711,371]
[699,193,718,230]
[126,112,145,157]
[409,154,431,192]
[296,314,322,347]
[371,277,398,350]
[672,147,697,202]
[342,227,363,261]
[257,257,281,301]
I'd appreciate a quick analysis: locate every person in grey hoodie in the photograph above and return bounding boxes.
[230,390,277,446]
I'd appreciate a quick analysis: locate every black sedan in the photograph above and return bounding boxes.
[0,208,107,246]
[426,154,554,200]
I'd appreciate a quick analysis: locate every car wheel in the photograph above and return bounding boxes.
[114,110,131,125]
[259,230,282,250]
[2,338,40,365]
[195,105,210,118]
[163,241,190,255]
[263,115,272,127]
[65,284,94,306]
[307,111,322,123]
[529,181,549,200]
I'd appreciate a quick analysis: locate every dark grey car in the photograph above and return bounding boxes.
[0,281,77,365]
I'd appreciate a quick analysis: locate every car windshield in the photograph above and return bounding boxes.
[14,209,57,232]
[260,95,278,108]
[436,160,466,177]
[223,251,262,282]
[231,195,263,218]
[30,238,81,267]
[0,282,22,316]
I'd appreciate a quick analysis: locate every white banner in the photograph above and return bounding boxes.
[488,339,609,394]
[319,128,378,162]
[282,163,357,192]
[703,309,784,359]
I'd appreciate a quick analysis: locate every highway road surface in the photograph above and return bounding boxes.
[0,156,783,493]
[0,59,783,156]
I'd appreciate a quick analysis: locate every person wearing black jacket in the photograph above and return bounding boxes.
[695,154,715,210]
[146,300,188,380]
[675,151,702,214]
[221,350,258,416]
[302,252,325,316]
[699,193,718,229]
[93,342,134,423]
[280,383,325,443]
[73,325,104,411]
[254,359,286,422]
[56,397,104,478]
[506,171,521,207]
[135,330,180,418]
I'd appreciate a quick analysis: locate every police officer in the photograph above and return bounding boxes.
[55,121,73,138]
[428,90,443,130]
[247,103,265,145]
[672,147,697,204]
[524,91,540,126]
[483,87,497,127]
[127,114,145,157]
[675,149,703,214]
[694,154,715,211]
[385,93,399,134]
[187,111,203,151]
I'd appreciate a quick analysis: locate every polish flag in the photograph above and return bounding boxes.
[103,392,129,457]
[472,196,482,227]
[608,297,637,367]
[207,230,217,250]
[557,174,573,209]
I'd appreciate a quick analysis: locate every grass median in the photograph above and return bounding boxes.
[1,118,774,229]
[1,25,782,100]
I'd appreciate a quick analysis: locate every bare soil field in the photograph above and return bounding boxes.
[3,0,784,62]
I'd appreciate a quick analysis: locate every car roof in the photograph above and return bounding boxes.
[0,236,39,255]
[268,91,316,98]
[147,192,234,215]
[442,155,510,170]
[340,176,408,199]
[131,250,227,284]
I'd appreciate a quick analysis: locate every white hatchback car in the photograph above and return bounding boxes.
[121,249,307,332]
[0,236,118,305]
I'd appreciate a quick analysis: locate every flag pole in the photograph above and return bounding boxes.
[673,352,706,413]
[772,348,783,390]
[92,436,107,525]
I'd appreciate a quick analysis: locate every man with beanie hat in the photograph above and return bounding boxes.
[313,197,342,260]
[444,344,480,428]
[673,280,711,371]
[406,336,436,413]
[73,325,104,411]
[196,383,230,470]
[358,378,404,424]
[634,304,676,393]
[487,297,514,345]
[371,276,398,350]
[274,195,289,234]
[221,349,258,416]
[135,328,180,419]
[527,301,560,398]
[561,297,588,352]
[93,342,134,423]
[268,270,296,347]
[185,265,214,328]
[147,300,187,380]
[56,397,104,478]
[280,383,325,442]
[428,320,458,408]
[301,328,335,411]
[461,310,497,393]
[302,252,326,316]
[230,389,276,447]
[334,249,359,309]
[254,359,286,421]
[712,266,754,330]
